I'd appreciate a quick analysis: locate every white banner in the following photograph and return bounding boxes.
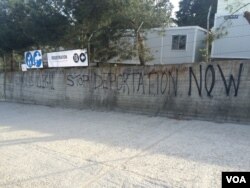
[48,49,88,67]
[24,50,43,69]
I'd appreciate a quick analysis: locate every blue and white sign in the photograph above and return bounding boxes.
[24,50,43,69]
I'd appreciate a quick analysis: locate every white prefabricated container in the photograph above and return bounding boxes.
[108,26,207,65]
[145,26,207,65]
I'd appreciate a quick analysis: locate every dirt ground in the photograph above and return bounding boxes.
[0,102,249,188]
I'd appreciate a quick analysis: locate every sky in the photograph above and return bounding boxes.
[170,0,180,17]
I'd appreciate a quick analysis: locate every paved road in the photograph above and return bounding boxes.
[0,102,249,188]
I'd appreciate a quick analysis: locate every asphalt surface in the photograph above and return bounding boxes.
[0,102,249,188]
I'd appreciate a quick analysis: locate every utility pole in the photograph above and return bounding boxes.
[3,54,6,100]
[136,22,144,65]
[206,5,212,63]
[87,33,93,64]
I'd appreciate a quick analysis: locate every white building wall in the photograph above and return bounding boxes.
[162,28,195,64]
[145,30,163,64]
[194,29,207,62]
[211,0,250,59]
[212,14,250,59]
[145,26,206,65]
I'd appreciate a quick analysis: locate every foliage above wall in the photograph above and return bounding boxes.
[175,0,217,29]
[0,0,173,67]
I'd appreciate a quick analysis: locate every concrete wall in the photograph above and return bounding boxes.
[0,61,250,123]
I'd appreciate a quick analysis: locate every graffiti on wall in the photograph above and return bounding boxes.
[3,62,245,98]
[15,72,55,90]
[66,63,244,97]
[66,67,180,96]
[0,92,4,99]
[189,63,243,97]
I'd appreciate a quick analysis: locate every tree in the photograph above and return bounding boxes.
[175,0,217,29]
[22,0,70,48]
[0,1,32,52]
[63,0,173,64]
[0,0,70,70]
[0,0,34,70]
[0,0,173,68]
